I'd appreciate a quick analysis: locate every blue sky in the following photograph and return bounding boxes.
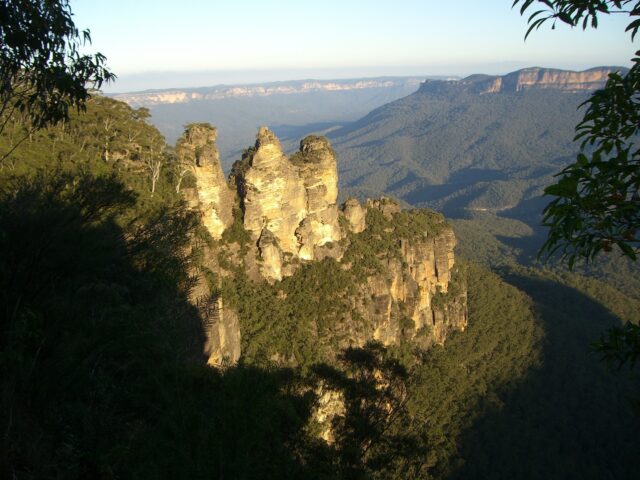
[73,0,635,92]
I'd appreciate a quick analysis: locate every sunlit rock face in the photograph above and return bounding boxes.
[233,128,341,271]
[237,127,307,255]
[292,135,342,260]
[359,201,467,348]
[183,128,467,365]
[342,198,366,234]
[419,66,624,95]
[176,124,234,239]
[500,67,618,92]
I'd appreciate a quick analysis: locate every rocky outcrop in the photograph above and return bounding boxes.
[258,229,283,282]
[177,124,234,239]
[183,128,467,364]
[235,127,307,254]
[358,202,467,347]
[203,297,241,366]
[419,66,627,95]
[188,268,242,366]
[233,128,342,268]
[366,197,401,219]
[292,136,342,259]
[342,198,366,233]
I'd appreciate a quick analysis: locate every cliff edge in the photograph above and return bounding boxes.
[181,127,467,365]
[419,66,626,95]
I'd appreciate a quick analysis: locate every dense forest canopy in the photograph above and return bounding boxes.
[1,1,639,479]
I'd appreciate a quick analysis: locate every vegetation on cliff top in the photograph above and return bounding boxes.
[1,1,639,474]
[1,91,639,478]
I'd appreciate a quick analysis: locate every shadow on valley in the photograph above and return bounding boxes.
[0,171,424,479]
[447,273,640,480]
[0,172,317,479]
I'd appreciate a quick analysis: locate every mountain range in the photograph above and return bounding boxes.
[329,66,624,212]
[4,64,640,479]
[111,76,442,162]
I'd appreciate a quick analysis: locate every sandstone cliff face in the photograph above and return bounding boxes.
[499,67,618,93]
[342,198,366,234]
[356,202,466,348]
[189,269,242,367]
[177,124,234,239]
[203,297,241,366]
[292,136,342,260]
[235,127,307,254]
[182,127,467,365]
[419,66,626,95]
[234,128,341,265]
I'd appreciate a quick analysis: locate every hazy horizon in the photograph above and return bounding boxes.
[74,0,635,93]
[104,60,632,94]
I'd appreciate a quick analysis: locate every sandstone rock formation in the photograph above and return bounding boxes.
[292,136,342,260]
[350,200,466,348]
[420,66,626,95]
[176,124,234,239]
[203,297,241,366]
[233,128,341,266]
[342,198,366,233]
[189,270,242,367]
[181,127,467,364]
[257,228,283,282]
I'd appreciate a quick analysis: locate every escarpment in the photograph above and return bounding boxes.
[419,66,626,95]
[181,126,467,365]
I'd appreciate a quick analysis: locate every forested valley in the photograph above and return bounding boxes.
[1,92,638,479]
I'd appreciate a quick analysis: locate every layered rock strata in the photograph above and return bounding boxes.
[420,66,626,95]
[176,124,234,239]
[364,222,466,347]
[232,128,342,265]
[182,126,467,364]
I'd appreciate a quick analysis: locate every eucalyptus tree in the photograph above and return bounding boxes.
[514,0,640,369]
[0,0,114,160]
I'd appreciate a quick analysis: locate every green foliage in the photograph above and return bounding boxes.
[343,206,449,282]
[311,343,424,479]
[0,0,114,156]
[512,0,640,39]
[222,258,359,368]
[221,205,252,251]
[540,65,640,265]
[513,1,640,265]
[514,0,640,387]
[0,95,174,208]
[431,264,467,310]
[0,171,201,478]
[594,322,640,370]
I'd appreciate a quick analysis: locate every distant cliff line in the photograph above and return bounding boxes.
[419,66,628,95]
[112,77,435,106]
[112,66,625,107]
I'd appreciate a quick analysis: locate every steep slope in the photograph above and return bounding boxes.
[329,66,624,216]
[177,127,467,365]
[3,93,639,480]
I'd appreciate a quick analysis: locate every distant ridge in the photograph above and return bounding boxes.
[419,66,628,95]
[112,76,455,107]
